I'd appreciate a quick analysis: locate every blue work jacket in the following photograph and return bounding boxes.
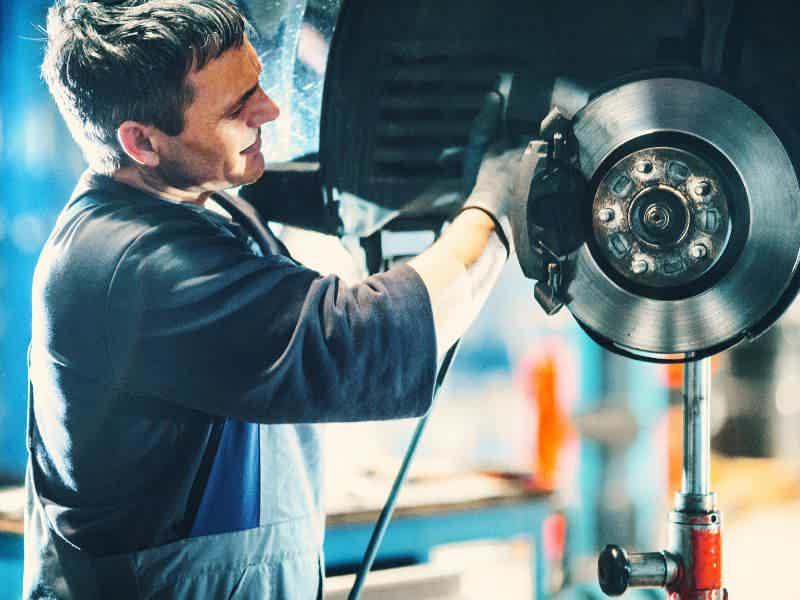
[24,172,437,598]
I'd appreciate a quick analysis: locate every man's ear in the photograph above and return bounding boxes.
[117,121,162,167]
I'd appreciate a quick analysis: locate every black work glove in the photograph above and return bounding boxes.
[459,91,523,256]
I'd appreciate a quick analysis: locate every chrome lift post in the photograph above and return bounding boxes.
[598,356,727,599]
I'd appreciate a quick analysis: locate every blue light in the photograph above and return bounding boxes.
[0,1,84,480]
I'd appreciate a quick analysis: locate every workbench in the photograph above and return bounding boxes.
[0,480,553,599]
[325,484,554,599]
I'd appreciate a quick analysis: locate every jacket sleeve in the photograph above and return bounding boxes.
[105,217,437,423]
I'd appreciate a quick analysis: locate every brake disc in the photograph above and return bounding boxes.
[564,77,800,358]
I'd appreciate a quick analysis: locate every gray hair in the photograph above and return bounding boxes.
[42,0,248,174]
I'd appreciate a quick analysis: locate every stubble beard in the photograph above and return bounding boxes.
[153,152,214,193]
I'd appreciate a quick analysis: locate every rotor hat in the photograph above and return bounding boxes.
[563,77,800,358]
[591,145,735,294]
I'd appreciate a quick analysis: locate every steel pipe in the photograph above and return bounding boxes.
[682,356,712,496]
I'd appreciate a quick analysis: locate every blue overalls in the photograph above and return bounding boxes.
[24,173,437,598]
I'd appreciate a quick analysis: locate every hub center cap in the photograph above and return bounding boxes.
[631,186,689,247]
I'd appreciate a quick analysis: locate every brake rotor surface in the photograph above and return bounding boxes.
[566,78,800,357]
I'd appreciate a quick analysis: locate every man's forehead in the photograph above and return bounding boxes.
[187,38,261,105]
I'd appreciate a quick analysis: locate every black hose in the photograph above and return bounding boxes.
[348,341,461,599]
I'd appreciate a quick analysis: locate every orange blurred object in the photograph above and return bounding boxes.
[667,404,683,493]
[662,355,722,390]
[529,354,574,490]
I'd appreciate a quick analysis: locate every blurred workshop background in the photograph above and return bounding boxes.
[1,1,799,598]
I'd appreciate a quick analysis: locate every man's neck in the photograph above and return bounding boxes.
[112,166,212,206]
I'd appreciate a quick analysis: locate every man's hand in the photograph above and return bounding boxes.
[458,88,523,257]
[407,90,524,360]
[460,144,524,256]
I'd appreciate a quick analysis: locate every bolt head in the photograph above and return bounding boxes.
[690,244,708,259]
[631,260,648,275]
[635,161,653,174]
[598,208,615,223]
[694,180,712,197]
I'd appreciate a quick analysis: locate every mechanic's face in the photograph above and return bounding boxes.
[155,38,279,193]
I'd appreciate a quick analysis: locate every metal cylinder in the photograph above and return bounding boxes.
[597,545,680,596]
[628,551,679,588]
[598,545,680,595]
[683,356,712,496]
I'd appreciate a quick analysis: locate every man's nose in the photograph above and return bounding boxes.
[247,88,280,128]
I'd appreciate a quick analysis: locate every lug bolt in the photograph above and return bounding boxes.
[598,208,615,223]
[631,260,648,274]
[635,161,654,175]
[694,180,712,197]
[690,244,708,260]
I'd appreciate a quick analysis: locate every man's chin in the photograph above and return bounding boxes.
[232,159,266,188]
[243,165,266,186]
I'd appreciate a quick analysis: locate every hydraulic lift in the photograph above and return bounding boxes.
[599,357,726,598]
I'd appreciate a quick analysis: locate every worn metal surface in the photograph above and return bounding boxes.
[592,147,732,291]
[568,77,800,356]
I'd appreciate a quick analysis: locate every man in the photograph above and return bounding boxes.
[27,1,524,598]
